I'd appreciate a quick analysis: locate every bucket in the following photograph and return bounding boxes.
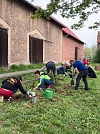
[41,88,55,100]
[32,96,37,104]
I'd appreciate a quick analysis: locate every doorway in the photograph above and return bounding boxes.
[75,47,78,61]
[29,36,43,64]
[0,27,8,67]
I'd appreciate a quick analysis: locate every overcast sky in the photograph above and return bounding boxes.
[29,0,100,48]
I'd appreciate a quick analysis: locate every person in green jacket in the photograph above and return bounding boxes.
[33,70,53,90]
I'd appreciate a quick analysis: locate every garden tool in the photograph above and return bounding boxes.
[69,74,75,85]
[71,77,74,85]
[54,77,58,85]
[40,88,55,100]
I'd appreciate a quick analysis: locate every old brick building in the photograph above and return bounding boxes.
[0,0,84,67]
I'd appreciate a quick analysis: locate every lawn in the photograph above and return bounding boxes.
[0,70,100,134]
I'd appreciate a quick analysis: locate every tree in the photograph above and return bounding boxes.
[90,44,97,58]
[84,44,97,59]
[31,0,100,30]
[84,45,91,58]
[92,49,100,63]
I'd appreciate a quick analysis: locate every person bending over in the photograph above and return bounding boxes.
[0,76,27,100]
[41,61,56,77]
[33,70,53,90]
[69,60,88,90]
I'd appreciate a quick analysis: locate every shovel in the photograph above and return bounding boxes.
[71,77,74,85]
[69,74,75,85]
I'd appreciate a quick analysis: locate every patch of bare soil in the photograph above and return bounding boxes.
[66,91,74,96]
[54,84,74,96]
[63,85,74,96]
[6,83,74,103]
[38,96,45,102]
[10,94,25,102]
[63,85,73,90]
[38,96,58,102]
[51,98,57,102]
[55,89,65,94]
[57,78,64,81]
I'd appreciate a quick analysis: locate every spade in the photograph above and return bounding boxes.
[71,78,74,85]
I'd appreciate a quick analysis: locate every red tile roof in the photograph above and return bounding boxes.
[62,27,84,43]
[50,16,84,43]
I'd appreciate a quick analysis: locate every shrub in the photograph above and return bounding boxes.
[92,49,100,63]
[9,64,19,71]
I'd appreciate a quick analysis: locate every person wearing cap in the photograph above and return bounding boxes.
[0,76,27,101]
[69,60,88,90]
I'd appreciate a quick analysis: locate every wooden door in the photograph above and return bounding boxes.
[0,27,8,67]
[75,47,78,61]
[29,36,43,64]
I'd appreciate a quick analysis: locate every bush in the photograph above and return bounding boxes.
[92,49,100,63]
[9,63,45,72]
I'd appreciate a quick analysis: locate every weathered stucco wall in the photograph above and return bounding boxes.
[38,18,62,63]
[0,0,62,66]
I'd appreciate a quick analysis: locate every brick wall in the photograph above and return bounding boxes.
[62,34,84,63]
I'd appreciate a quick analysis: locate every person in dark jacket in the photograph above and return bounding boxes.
[69,60,88,90]
[0,76,27,99]
[87,63,97,78]
[41,61,56,77]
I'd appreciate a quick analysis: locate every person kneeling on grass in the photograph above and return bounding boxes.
[57,62,72,75]
[0,76,27,102]
[33,70,53,90]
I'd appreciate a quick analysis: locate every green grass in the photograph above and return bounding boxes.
[0,70,100,134]
[0,62,61,74]
[0,63,45,74]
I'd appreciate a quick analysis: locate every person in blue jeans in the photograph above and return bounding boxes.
[33,70,53,90]
[57,62,72,75]
[69,60,88,90]
[57,66,65,75]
